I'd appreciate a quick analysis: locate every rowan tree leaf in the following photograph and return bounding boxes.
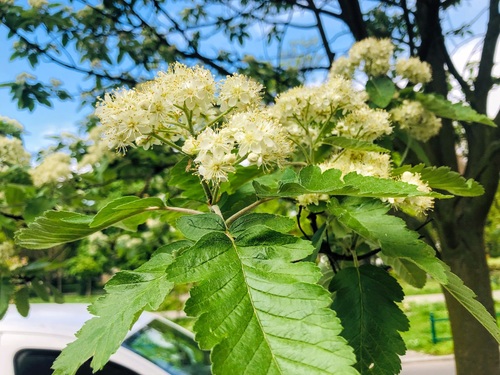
[329,197,500,343]
[14,287,30,317]
[415,93,496,126]
[167,215,358,375]
[322,136,390,153]
[441,270,500,343]
[15,196,166,249]
[366,77,396,108]
[331,265,409,375]
[392,164,484,197]
[52,252,175,375]
[89,196,165,228]
[254,166,448,199]
[0,278,13,319]
[176,213,226,241]
[379,255,427,289]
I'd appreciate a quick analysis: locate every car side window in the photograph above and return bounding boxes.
[14,349,140,375]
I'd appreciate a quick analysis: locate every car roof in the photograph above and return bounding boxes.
[0,303,155,338]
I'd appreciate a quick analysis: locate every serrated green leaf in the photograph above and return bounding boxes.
[14,287,30,316]
[328,197,447,282]
[415,93,496,126]
[255,166,447,199]
[16,197,166,249]
[52,252,174,375]
[167,223,358,375]
[229,213,295,236]
[0,279,14,319]
[328,197,500,343]
[393,164,484,197]
[366,77,396,108]
[441,269,500,343]
[89,196,165,228]
[331,265,409,375]
[380,255,427,288]
[323,136,390,153]
[176,213,226,241]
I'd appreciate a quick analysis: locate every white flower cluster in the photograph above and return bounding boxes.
[0,136,31,171]
[78,126,116,169]
[333,105,392,142]
[330,38,432,86]
[95,63,292,183]
[30,152,72,187]
[271,75,368,149]
[395,58,432,84]
[348,38,394,77]
[320,150,392,179]
[385,171,434,216]
[391,100,442,141]
[183,111,293,182]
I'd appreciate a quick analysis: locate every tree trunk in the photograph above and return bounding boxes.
[415,1,500,374]
[437,205,500,375]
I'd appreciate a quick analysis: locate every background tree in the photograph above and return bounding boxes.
[1,1,499,374]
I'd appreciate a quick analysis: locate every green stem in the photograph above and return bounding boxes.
[206,107,235,128]
[149,133,185,153]
[225,198,273,226]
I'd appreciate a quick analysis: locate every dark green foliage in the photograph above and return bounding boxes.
[331,265,409,374]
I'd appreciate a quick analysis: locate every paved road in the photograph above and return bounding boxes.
[404,290,500,304]
[401,351,455,375]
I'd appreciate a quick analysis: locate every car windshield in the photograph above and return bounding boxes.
[123,319,211,375]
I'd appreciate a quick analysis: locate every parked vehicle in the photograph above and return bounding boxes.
[0,303,211,375]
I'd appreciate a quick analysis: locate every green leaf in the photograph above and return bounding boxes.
[328,197,447,282]
[16,211,97,249]
[0,279,14,319]
[89,196,165,228]
[366,77,396,108]
[323,136,390,153]
[16,197,166,249]
[229,213,295,236]
[441,270,500,343]
[254,166,447,199]
[168,223,358,374]
[14,287,30,317]
[331,265,409,375]
[31,279,50,301]
[176,213,226,241]
[380,255,427,289]
[393,164,484,197]
[415,93,496,126]
[329,197,500,343]
[52,252,174,375]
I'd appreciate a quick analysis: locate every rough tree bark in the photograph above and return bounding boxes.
[415,1,500,374]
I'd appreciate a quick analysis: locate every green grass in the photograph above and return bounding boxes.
[400,301,454,355]
[400,300,500,355]
[30,293,104,304]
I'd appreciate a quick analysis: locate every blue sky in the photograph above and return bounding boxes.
[0,0,494,154]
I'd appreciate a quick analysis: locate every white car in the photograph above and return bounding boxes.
[0,303,211,375]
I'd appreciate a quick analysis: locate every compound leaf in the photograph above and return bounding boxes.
[52,251,174,375]
[167,215,358,375]
[415,93,496,126]
[16,197,165,249]
[331,265,409,375]
[254,166,448,199]
[329,197,500,343]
